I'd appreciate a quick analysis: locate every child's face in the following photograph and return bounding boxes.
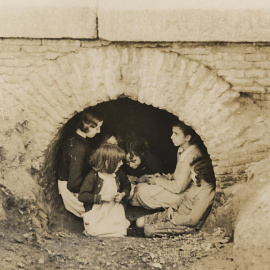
[171,126,190,147]
[125,153,141,169]
[115,160,123,172]
[85,121,103,138]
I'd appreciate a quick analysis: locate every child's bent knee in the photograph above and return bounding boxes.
[136,217,145,228]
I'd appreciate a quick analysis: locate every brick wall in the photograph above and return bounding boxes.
[0,39,269,197]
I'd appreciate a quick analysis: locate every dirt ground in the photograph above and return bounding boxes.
[0,223,237,270]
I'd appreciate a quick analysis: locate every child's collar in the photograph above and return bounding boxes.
[76,129,86,138]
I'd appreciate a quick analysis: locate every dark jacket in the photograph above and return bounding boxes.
[78,169,131,212]
[122,150,163,177]
[57,132,94,193]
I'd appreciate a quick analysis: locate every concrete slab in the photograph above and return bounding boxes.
[98,0,270,42]
[0,0,97,39]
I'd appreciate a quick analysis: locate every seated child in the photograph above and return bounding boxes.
[122,134,163,199]
[78,144,131,237]
[136,157,216,237]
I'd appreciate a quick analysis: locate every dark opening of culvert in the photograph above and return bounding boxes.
[45,97,209,234]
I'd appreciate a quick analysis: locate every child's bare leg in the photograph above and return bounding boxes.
[136,216,145,228]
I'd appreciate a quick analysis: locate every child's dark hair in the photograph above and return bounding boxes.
[190,157,216,189]
[172,119,200,146]
[78,108,104,133]
[125,134,149,160]
[172,119,209,157]
[91,143,125,174]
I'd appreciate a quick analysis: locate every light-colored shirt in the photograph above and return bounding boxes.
[155,145,202,194]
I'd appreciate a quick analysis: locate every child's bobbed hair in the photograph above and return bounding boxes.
[190,157,216,189]
[91,143,125,174]
[78,108,104,133]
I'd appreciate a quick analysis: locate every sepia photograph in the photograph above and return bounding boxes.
[0,0,270,269]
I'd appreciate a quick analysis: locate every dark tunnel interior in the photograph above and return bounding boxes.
[60,98,180,173]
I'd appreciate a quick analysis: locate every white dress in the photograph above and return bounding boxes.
[81,172,130,237]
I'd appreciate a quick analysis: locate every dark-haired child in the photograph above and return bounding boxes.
[122,134,163,200]
[137,158,216,237]
[79,144,131,237]
[123,135,163,179]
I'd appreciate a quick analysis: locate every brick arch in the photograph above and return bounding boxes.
[21,46,266,182]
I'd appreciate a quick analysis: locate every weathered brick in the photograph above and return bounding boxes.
[232,85,266,93]
[245,69,268,78]
[245,53,268,62]
[2,75,25,84]
[215,46,258,54]
[214,61,253,70]
[2,38,42,46]
[45,53,62,60]
[217,69,245,77]
[0,52,20,59]
[258,47,270,53]
[0,67,15,75]
[222,53,245,61]
[42,39,80,47]
[256,77,270,86]
[22,45,79,54]
[21,46,47,53]
[0,59,31,67]
[0,45,20,52]
[254,61,270,69]
[255,100,270,108]
[225,77,254,86]
[170,47,211,55]
[185,53,222,63]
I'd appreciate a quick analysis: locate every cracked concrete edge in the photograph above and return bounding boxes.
[1,0,270,42]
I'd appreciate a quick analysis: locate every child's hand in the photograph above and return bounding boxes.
[137,175,148,183]
[146,175,157,185]
[114,192,125,203]
[167,207,174,220]
[101,194,115,202]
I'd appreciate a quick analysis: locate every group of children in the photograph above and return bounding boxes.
[58,108,216,238]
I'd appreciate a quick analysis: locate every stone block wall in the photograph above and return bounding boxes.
[0,1,270,268]
[0,39,269,226]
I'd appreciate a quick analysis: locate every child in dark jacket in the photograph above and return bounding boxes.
[58,108,103,217]
[79,144,131,237]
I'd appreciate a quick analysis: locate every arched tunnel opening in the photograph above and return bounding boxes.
[46,97,209,233]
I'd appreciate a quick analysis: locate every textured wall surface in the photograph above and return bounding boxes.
[0,2,270,267]
[0,40,269,249]
[233,173,270,270]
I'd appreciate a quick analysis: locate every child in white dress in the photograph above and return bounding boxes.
[79,144,131,237]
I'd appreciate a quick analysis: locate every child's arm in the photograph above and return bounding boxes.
[78,172,102,204]
[118,169,132,199]
[155,149,202,194]
[170,192,186,210]
[67,143,87,193]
